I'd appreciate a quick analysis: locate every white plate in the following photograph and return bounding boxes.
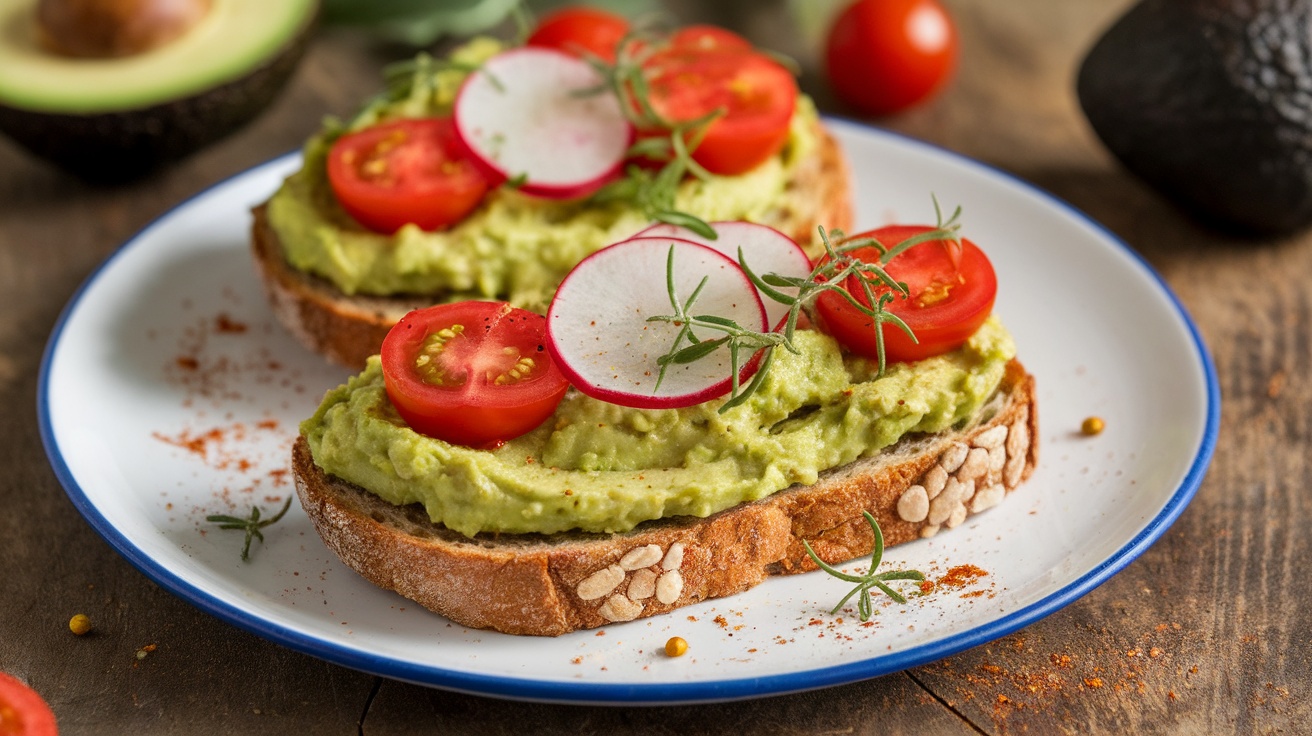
[39,119,1218,705]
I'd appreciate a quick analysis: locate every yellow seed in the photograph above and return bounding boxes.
[1081,416,1105,435]
[664,636,688,657]
[69,613,93,636]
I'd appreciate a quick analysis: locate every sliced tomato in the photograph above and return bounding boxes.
[326,117,489,235]
[813,225,996,363]
[668,25,753,53]
[380,302,569,448]
[527,6,630,62]
[0,672,58,736]
[642,47,797,175]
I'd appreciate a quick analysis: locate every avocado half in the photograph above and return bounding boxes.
[1077,0,1312,236]
[0,0,318,179]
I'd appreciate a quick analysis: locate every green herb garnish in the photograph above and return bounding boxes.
[581,28,727,240]
[207,497,293,562]
[648,198,963,411]
[802,512,926,621]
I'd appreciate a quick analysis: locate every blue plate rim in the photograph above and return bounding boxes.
[37,118,1220,705]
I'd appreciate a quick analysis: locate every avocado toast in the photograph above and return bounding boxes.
[251,30,854,368]
[292,217,1038,636]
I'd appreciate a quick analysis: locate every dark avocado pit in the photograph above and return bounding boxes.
[0,0,318,180]
[1078,0,1312,236]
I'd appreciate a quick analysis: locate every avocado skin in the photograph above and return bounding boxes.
[0,22,312,181]
[1078,0,1312,236]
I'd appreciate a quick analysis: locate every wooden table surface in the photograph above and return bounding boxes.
[2,1,1307,733]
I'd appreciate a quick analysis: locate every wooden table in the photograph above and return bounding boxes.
[2,1,1306,732]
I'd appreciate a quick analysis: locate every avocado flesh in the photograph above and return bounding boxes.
[0,0,317,179]
[1078,0,1312,236]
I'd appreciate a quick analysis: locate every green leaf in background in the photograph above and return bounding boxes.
[323,0,522,45]
[324,0,660,46]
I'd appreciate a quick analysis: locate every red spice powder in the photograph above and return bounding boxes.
[938,564,989,588]
[215,313,248,334]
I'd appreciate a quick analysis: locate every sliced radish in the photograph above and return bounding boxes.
[636,221,812,330]
[453,47,633,199]
[547,236,768,409]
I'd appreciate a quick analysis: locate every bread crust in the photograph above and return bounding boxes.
[294,360,1037,636]
[251,122,855,370]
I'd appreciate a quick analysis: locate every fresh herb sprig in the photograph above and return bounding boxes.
[802,512,925,621]
[582,29,725,240]
[206,497,293,562]
[343,52,502,132]
[648,199,963,411]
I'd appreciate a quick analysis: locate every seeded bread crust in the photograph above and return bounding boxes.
[251,121,854,370]
[293,359,1037,637]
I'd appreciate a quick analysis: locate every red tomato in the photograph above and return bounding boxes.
[326,117,489,235]
[643,48,797,175]
[668,25,753,53]
[0,672,58,736]
[380,302,569,448]
[825,0,958,116]
[814,225,996,363]
[527,6,630,62]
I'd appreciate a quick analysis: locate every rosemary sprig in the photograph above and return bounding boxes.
[648,199,963,411]
[648,247,790,397]
[206,497,293,562]
[581,29,728,240]
[802,512,925,622]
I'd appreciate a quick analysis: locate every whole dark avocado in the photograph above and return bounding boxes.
[0,0,318,180]
[1078,0,1312,236]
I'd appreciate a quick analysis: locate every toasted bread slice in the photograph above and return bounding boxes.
[251,121,854,370]
[293,359,1037,636]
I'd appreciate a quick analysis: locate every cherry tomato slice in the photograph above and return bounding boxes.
[527,6,630,62]
[0,672,58,736]
[668,25,753,53]
[825,0,958,116]
[326,117,489,235]
[643,48,797,175]
[813,225,996,363]
[381,302,569,448]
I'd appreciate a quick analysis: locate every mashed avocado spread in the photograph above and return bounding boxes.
[301,319,1016,537]
[265,38,823,311]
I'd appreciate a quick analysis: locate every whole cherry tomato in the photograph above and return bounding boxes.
[825,0,958,116]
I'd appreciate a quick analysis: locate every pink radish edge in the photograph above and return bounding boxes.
[546,236,769,409]
[452,46,634,200]
[635,221,813,331]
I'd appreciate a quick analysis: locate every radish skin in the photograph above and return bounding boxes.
[636,221,812,330]
[453,47,633,199]
[546,236,768,408]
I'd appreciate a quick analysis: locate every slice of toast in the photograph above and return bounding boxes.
[293,359,1037,636]
[251,121,854,370]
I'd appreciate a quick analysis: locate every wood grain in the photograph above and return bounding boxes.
[1,2,1308,733]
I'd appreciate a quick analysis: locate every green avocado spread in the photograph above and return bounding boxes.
[265,38,823,311]
[301,319,1016,537]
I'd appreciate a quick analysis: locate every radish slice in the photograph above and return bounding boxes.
[547,236,768,409]
[636,221,812,330]
[454,47,633,199]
